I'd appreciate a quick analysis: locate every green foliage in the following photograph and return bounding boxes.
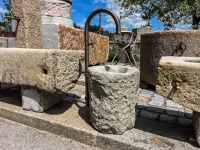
[89,25,112,37]
[0,0,12,32]
[108,48,117,62]
[118,0,200,29]
[73,23,82,29]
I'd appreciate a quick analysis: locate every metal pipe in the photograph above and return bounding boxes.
[84,8,121,107]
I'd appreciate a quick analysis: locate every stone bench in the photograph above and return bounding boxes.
[156,56,200,146]
[0,48,84,112]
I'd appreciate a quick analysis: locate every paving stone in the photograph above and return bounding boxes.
[185,108,193,118]
[136,109,140,116]
[140,110,159,120]
[149,95,165,107]
[177,117,192,127]
[139,89,154,98]
[147,106,165,113]
[166,107,185,117]
[151,93,165,101]
[136,101,146,109]
[159,115,177,123]
[166,99,184,109]
[138,96,149,103]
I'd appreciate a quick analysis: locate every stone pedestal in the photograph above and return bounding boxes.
[193,111,200,146]
[22,87,61,112]
[40,0,73,26]
[88,65,140,134]
[11,0,43,48]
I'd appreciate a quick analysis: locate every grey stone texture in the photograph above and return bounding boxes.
[156,56,200,112]
[193,111,200,146]
[42,24,60,49]
[0,97,198,150]
[0,48,84,93]
[11,0,43,48]
[40,0,72,19]
[22,87,61,112]
[140,110,159,120]
[159,115,176,123]
[88,65,140,134]
[0,37,16,48]
[141,30,200,86]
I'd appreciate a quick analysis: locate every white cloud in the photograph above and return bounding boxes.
[0,6,7,14]
[102,0,147,31]
[94,0,108,4]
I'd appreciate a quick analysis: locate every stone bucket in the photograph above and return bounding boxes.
[88,65,140,134]
[140,30,200,87]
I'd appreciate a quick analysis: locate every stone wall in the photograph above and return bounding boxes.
[140,30,200,87]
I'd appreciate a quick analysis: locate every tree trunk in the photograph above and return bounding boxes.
[192,14,200,30]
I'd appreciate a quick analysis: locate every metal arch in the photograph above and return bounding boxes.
[84,8,121,107]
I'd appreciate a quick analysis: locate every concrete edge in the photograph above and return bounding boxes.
[0,105,147,150]
[0,107,97,147]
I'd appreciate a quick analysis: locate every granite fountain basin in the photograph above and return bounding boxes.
[141,30,200,87]
[0,48,84,112]
[156,56,200,146]
[88,65,140,134]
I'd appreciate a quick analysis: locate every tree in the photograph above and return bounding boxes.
[0,0,12,32]
[117,0,200,29]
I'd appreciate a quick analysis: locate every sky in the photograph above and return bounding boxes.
[0,0,191,32]
[72,0,164,32]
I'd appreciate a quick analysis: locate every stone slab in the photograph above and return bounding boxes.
[59,26,109,65]
[156,56,200,112]
[0,90,198,150]
[0,48,84,93]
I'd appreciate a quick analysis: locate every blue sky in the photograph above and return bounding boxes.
[0,0,191,31]
[72,0,165,31]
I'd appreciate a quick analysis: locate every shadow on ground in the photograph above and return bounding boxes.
[134,117,198,147]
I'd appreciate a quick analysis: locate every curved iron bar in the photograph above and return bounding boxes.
[84,8,121,107]
[111,32,138,66]
[172,42,187,56]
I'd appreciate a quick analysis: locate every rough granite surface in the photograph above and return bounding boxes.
[21,87,61,112]
[156,56,200,112]
[59,25,109,65]
[0,48,84,93]
[11,0,43,48]
[141,30,200,86]
[40,0,72,19]
[88,65,140,134]
[193,111,200,146]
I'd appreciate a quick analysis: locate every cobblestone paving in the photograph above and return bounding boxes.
[64,75,193,128]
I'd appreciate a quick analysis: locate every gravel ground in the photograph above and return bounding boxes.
[0,117,100,150]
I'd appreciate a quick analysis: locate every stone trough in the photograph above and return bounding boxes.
[0,48,84,112]
[141,30,200,87]
[156,56,200,146]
